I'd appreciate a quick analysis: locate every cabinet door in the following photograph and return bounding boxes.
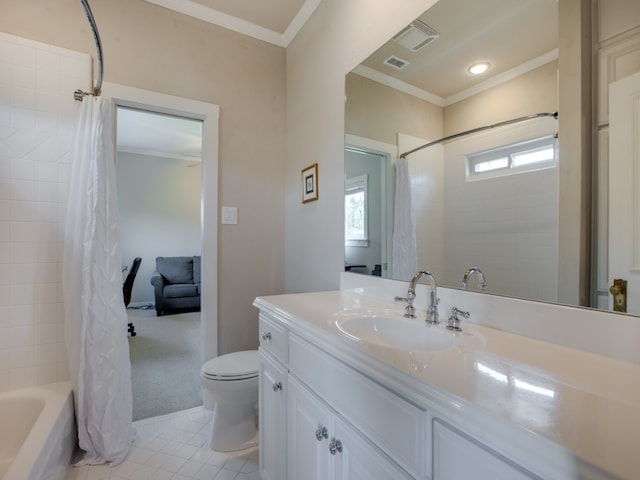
[287,376,333,480]
[433,421,537,480]
[259,351,287,480]
[332,416,413,480]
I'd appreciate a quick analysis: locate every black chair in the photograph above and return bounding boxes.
[123,257,142,336]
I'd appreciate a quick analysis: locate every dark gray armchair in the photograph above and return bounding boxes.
[150,256,201,316]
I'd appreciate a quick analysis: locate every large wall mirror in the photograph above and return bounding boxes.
[344,0,596,308]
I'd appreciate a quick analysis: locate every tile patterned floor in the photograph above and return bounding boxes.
[65,407,259,480]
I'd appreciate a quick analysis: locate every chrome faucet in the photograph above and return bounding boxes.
[395,270,439,324]
[460,267,488,290]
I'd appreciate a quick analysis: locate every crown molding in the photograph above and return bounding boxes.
[145,0,320,48]
[351,64,446,107]
[283,0,322,46]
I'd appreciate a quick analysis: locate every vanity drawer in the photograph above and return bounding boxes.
[289,333,428,479]
[259,313,288,364]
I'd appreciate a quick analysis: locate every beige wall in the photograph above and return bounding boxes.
[0,0,286,356]
[345,73,443,146]
[444,61,558,135]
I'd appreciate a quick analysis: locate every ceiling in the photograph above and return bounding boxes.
[116,107,203,162]
[125,0,558,157]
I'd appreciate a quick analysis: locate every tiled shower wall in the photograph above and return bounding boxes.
[0,32,90,392]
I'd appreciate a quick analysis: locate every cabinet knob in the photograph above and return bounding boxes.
[329,438,343,455]
[272,381,283,392]
[262,332,272,341]
[315,426,328,441]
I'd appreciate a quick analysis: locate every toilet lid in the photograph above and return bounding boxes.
[202,350,259,380]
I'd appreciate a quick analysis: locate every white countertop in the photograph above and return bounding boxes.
[254,290,640,480]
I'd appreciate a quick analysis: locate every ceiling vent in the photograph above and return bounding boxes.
[392,20,440,52]
[384,55,410,70]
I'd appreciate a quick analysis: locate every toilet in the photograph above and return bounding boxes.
[200,350,259,452]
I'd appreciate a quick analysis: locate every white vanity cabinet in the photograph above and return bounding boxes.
[287,375,413,480]
[256,306,593,480]
[258,314,288,480]
[432,420,538,480]
[255,286,640,480]
[288,333,428,479]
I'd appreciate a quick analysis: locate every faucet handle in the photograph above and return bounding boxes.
[451,306,470,319]
[447,307,469,331]
[394,296,416,318]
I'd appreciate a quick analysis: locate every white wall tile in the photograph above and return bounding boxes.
[35,111,58,133]
[11,107,35,129]
[0,32,90,393]
[10,179,34,200]
[0,367,8,392]
[35,323,57,345]
[9,365,34,390]
[9,304,33,326]
[9,261,34,283]
[9,325,33,347]
[34,161,57,182]
[34,181,57,202]
[0,106,9,129]
[9,346,33,368]
[0,285,8,306]
[11,85,36,109]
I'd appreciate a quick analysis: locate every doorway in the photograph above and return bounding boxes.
[344,135,396,279]
[104,82,220,419]
[116,107,204,419]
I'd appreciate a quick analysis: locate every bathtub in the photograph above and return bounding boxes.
[0,382,76,480]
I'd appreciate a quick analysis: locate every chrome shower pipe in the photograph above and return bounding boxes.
[399,111,558,159]
[74,0,104,101]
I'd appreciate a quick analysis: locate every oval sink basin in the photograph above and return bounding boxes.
[334,313,455,351]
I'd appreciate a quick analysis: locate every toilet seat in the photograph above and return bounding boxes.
[201,350,259,381]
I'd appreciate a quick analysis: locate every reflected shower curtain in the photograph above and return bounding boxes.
[391,157,418,280]
[63,97,133,465]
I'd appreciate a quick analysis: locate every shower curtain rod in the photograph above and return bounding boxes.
[73,0,104,102]
[399,111,559,159]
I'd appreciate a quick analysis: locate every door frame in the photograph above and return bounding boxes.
[345,134,397,278]
[104,82,220,360]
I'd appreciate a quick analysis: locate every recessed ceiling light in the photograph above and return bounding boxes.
[468,62,490,75]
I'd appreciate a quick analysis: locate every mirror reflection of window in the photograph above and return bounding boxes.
[467,135,557,180]
[345,174,368,246]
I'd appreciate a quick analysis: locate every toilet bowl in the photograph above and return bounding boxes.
[200,350,259,452]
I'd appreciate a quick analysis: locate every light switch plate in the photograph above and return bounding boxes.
[221,207,238,225]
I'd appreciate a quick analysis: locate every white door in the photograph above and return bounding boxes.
[332,417,412,480]
[259,353,287,480]
[287,377,333,480]
[609,71,640,314]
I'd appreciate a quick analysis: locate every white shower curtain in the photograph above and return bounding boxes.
[391,157,418,280]
[63,97,133,465]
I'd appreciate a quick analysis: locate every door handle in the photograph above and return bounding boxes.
[609,278,627,312]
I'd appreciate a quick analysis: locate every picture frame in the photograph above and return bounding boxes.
[302,163,319,203]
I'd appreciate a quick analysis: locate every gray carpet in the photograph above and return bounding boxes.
[128,309,203,421]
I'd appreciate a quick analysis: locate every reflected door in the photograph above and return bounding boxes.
[609,71,640,314]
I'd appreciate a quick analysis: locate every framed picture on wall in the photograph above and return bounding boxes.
[302,163,319,203]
